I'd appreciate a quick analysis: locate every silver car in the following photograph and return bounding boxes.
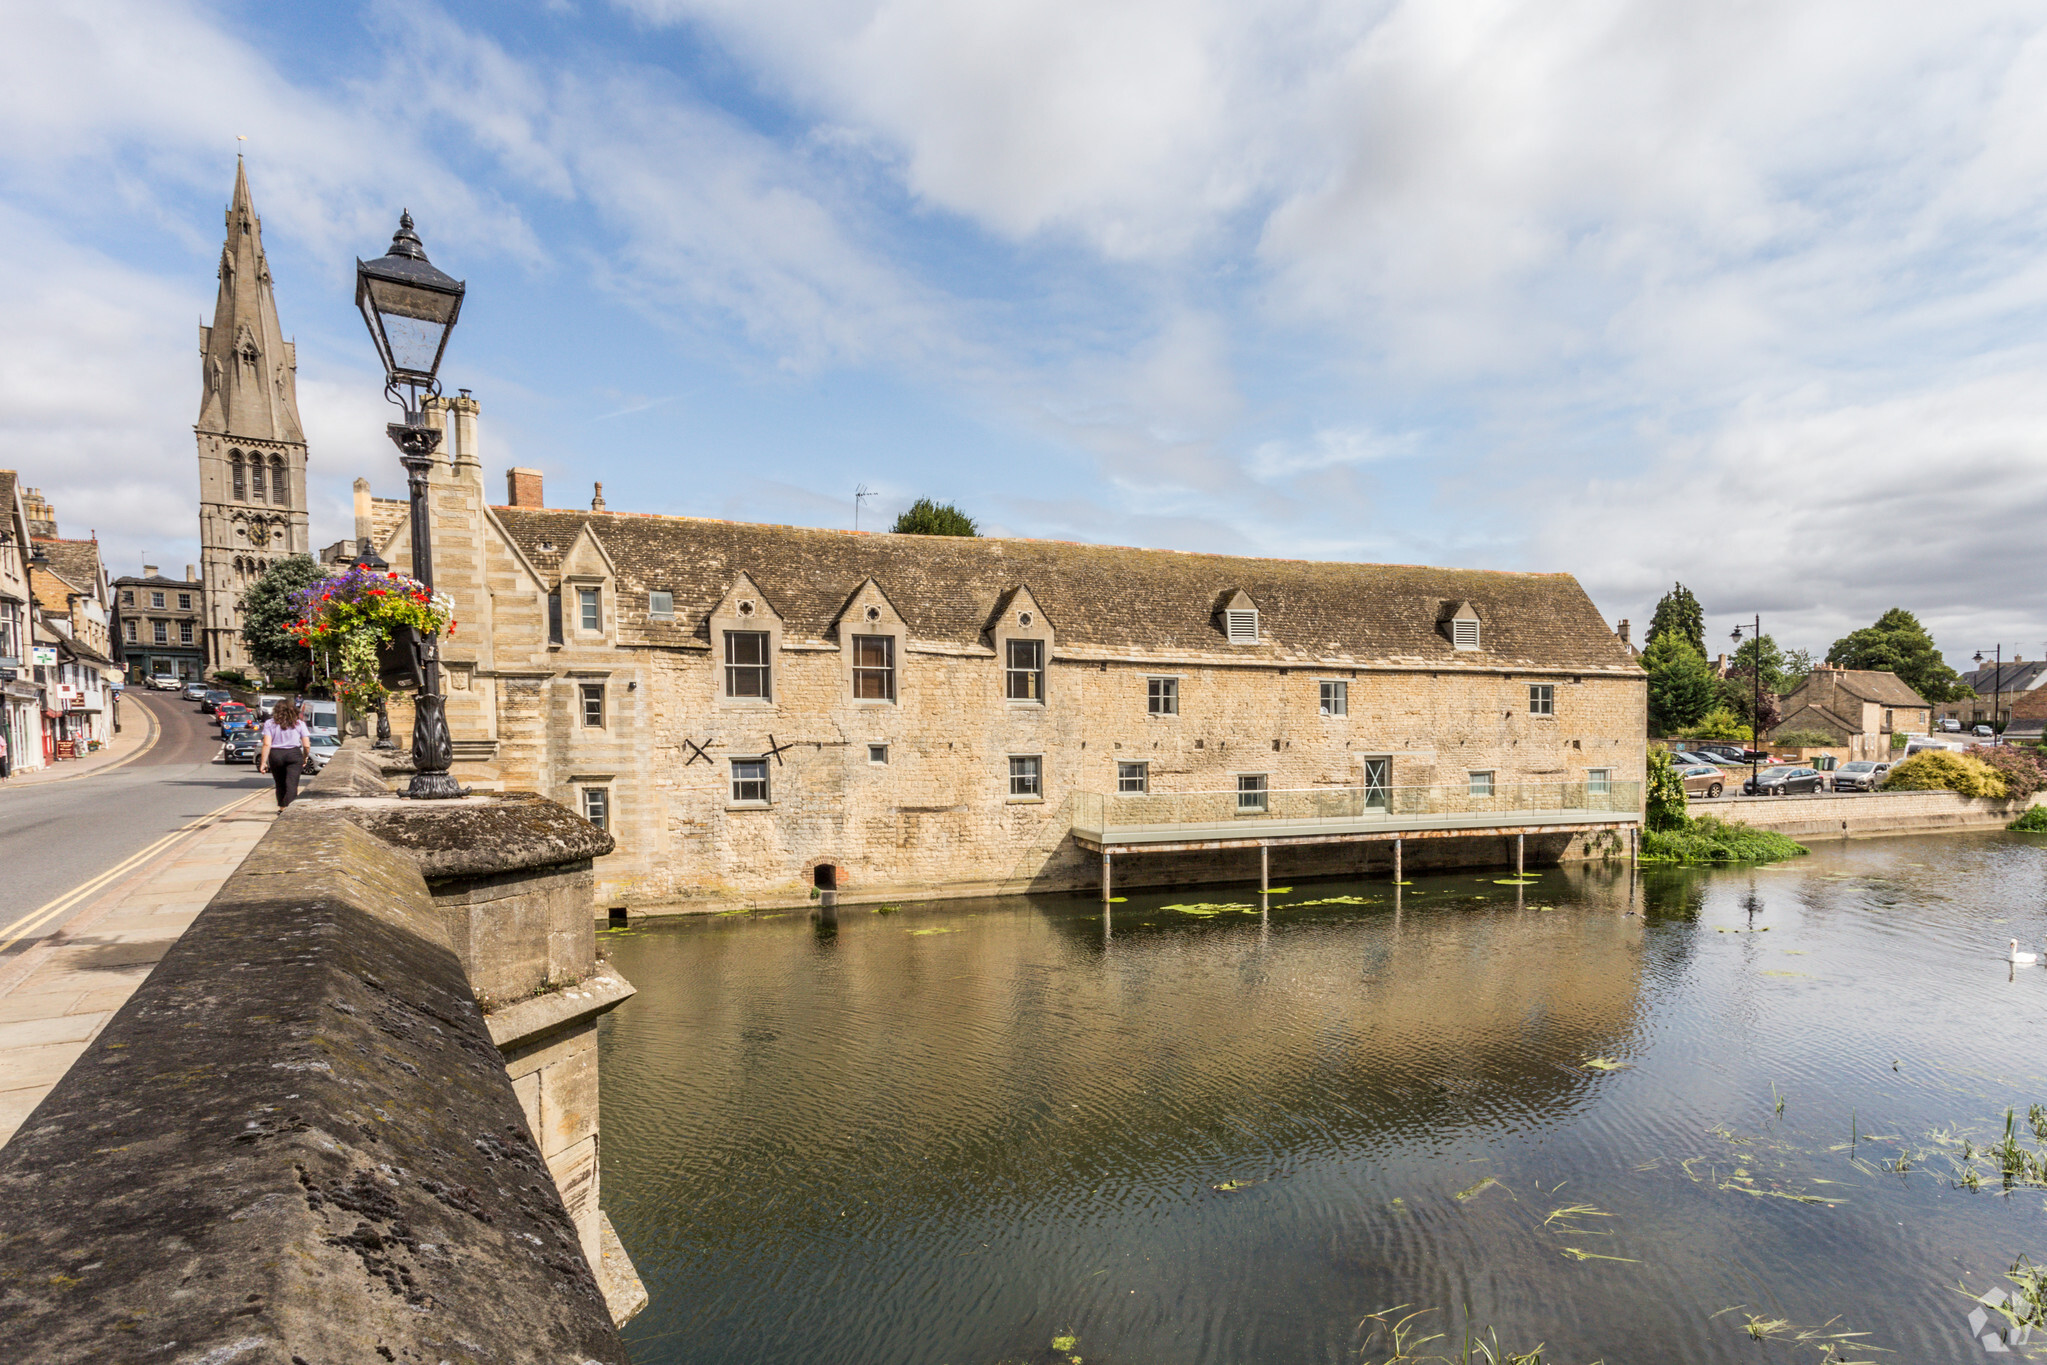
[1830,760,1891,792]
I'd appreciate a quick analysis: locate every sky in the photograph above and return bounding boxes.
[3,0,2045,671]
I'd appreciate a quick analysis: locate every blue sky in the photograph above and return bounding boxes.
[4,0,2047,669]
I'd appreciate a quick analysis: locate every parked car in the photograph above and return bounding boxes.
[146,673,182,690]
[200,689,232,714]
[183,682,210,702]
[1680,763,1728,798]
[1973,724,1995,738]
[1744,765,1825,795]
[1689,743,1755,764]
[221,731,259,764]
[307,733,342,772]
[1938,718,1962,732]
[1830,760,1892,792]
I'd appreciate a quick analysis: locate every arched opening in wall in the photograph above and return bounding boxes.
[812,863,839,892]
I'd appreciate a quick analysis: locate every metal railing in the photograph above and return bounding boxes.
[1071,780,1643,840]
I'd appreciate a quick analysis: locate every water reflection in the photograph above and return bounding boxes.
[602,833,2047,1365]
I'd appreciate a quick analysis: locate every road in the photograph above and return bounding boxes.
[0,689,268,955]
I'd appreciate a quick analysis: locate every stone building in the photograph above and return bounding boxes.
[1776,666,1931,760]
[0,473,42,775]
[357,400,1647,909]
[25,507,120,756]
[113,567,207,684]
[195,159,311,674]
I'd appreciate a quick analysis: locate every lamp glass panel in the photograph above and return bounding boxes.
[364,276,456,377]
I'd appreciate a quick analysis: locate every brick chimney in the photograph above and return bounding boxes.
[507,468,544,509]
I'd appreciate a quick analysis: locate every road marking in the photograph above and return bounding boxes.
[0,790,265,954]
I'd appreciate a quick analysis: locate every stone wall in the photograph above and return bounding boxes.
[0,747,638,1361]
[1707,788,2040,839]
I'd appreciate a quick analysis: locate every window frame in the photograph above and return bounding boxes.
[124,619,137,643]
[1528,683,1555,716]
[1225,609,1259,643]
[1005,638,1045,703]
[1451,618,1481,650]
[867,743,889,765]
[177,592,192,610]
[1117,761,1149,794]
[1007,754,1043,800]
[1319,680,1348,717]
[1146,675,1179,716]
[1236,772,1269,812]
[579,682,605,728]
[179,621,193,645]
[1586,768,1613,796]
[851,633,896,702]
[648,590,674,620]
[152,620,168,645]
[578,586,601,633]
[150,591,166,609]
[1468,770,1495,798]
[231,453,245,500]
[250,461,266,501]
[730,757,771,806]
[723,629,773,701]
[580,786,610,832]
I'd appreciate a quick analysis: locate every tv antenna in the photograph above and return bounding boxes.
[854,484,874,533]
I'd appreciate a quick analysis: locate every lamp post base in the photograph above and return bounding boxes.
[406,691,463,800]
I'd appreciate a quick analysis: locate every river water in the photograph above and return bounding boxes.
[600,832,2047,1364]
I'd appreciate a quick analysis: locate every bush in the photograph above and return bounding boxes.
[1688,708,1753,742]
[2009,805,2047,832]
[1968,745,2047,801]
[1645,748,1689,832]
[1641,816,1808,865]
[1768,728,1838,748]
[1881,750,2007,799]
[210,668,254,689]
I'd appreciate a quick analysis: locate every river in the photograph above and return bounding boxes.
[600,831,2047,1364]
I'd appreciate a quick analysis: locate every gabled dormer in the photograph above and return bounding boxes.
[1438,599,1483,652]
[989,585,1052,704]
[709,573,782,707]
[558,523,620,646]
[832,578,908,704]
[1214,588,1260,645]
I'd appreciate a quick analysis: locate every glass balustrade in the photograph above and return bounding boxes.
[1071,781,1642,841]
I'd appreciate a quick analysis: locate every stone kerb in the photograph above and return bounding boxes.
[0,802,628,1364]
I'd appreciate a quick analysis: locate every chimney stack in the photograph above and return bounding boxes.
[185,564,196,582]
[591,481,606,513]
[143,564,159,579]
[507,468,544,509]
[1616,618,1631,646]
[353,477,372,541]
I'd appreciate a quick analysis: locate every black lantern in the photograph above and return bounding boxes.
[355,212,465,402]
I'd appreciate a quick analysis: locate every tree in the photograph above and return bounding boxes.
[1718,633,1786,734]
[892,499,979,536]
[1645,583,1705,657]
[240,554,323,686]
[1826,607,1967,703]
[1644,748,1689,832]
[1643,632,1717,736]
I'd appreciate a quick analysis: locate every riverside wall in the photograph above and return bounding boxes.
[1701,788,2040,840]
[0,744,642,1362]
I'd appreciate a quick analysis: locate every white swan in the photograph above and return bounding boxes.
[2011,939,2039,965]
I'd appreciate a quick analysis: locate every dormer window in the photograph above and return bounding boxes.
[1226,609,1259,643]
[1452,619,1480,650]
[648,591,674,619]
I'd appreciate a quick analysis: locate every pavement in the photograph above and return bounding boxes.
[0,689,163,786]
[0,689,277,1146]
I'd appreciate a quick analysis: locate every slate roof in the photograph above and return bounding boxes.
[490,507,1639,672]
[2005,687,2047,733]
[1961,661,2047,696]
[34,538,104,598]
[1825,669,1930,708]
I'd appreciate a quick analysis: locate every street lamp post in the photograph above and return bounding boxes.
[1732,615,1762,794]
[355,212,466,799]
[1974,646,2002,744]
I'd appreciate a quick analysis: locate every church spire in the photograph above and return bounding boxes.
[196,156,304,444]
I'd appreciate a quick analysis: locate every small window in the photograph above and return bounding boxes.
[1226,609,1259,643]
[580,682,604,727]
[153,620,168,644]
[731,759,770,804]
[1117,761,1149,793]
[1008,754,1042,798]
[852,634,896,701]
[271,458,289,508]
[1452,618,1480,650]
[150,591,165,609]
[1468,770,1495,797]
[579,587,600,632]
[1884,708,1894,730]
[725,630,772,699]
[580,786,609,831]
[178,593,192,610]
[547,590,563,645]
[250,463,266,501]
[868,743,889,765]
[231,455,245,500]
[1320,681,1348,716]
[1587,768,1613,795]
[1236,773,1269,812]
[179,621,193,645]
[124,620,137,642]
[1006,639,1044,701]
[648,591,674,620]
[1529,683,1554,716]
[1147,676,1178,715]
[121,590,133,606]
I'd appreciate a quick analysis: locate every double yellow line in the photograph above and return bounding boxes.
[0,790,264,955]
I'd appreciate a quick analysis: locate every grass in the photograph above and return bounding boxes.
[1640,816,1808,866]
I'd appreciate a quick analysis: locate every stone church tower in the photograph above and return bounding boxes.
[195,158,310,673]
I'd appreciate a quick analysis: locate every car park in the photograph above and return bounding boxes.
[1680,763,1728,798]
[1830,760,1892,792]
[200,689,232,713]
[183,682,210,702]
[221,730,259,764]
[1744,765,1825,796]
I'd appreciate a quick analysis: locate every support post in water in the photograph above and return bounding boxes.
[1260,842,1269,893]
[1393,836,1402,884]
[1101,849,1112,904]
[1517,833,1525,878]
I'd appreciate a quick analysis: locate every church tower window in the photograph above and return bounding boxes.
[230,452,245,500]
[270,455,288,507]
[250,461,266,501]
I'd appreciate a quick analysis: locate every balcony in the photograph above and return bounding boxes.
[1071,780,1643,852]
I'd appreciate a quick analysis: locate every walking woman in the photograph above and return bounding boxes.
[257,696,311,809]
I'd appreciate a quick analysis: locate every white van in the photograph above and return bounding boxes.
[303,700,339,737]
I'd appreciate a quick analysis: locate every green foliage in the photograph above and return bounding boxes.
[1643,632,1717,735]
[1717,634,1786,732]
[238,555,323,685]
[892,499,979,536]
[1881,750,2007,798]
[1826,607,1967,702]
[1688,708,1753,742]
[1645,748,1690,832]
[1645,582,1706,656]
[2009,805,2047,832]
[1641,816,1808,865]
[1969,744,2047,800]
[209,667,253,689]
[1769,728,1838,748]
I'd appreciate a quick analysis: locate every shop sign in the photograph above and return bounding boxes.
[31,646,57,667]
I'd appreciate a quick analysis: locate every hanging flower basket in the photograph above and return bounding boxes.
[289,565,455,706]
